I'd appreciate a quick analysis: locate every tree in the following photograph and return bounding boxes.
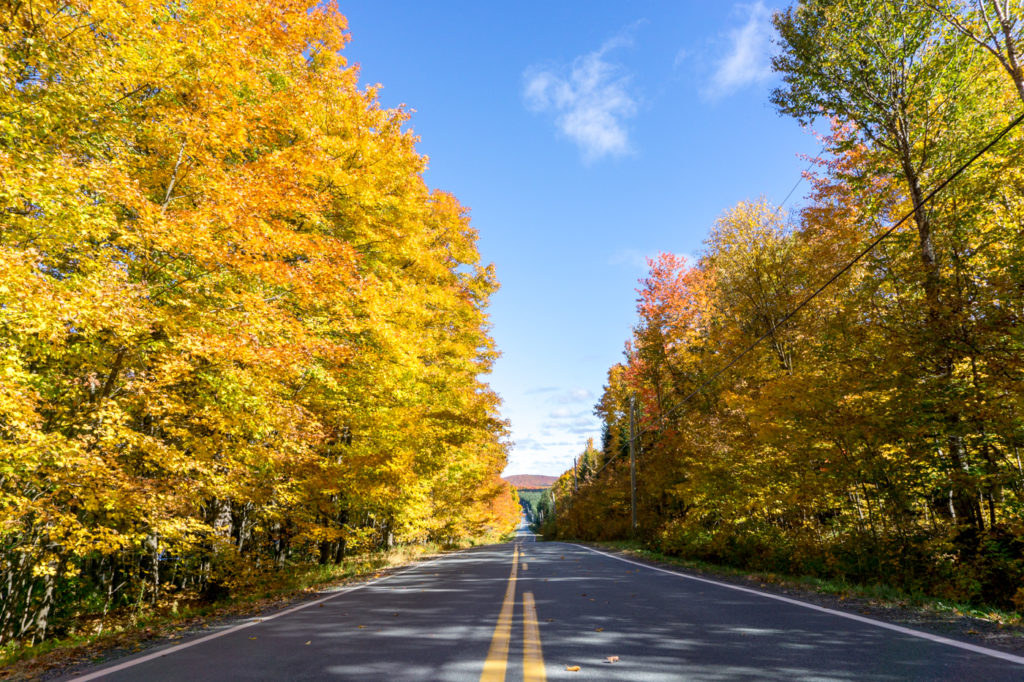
[920,0,1024,102]
[772,0,992,528]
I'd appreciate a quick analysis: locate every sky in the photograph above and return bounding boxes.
[337,1,822,477]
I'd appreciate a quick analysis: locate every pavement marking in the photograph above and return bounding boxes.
[522,591,546,682]
[573,544,1024,667]
[480,543,520,681]
[70,553,451,681]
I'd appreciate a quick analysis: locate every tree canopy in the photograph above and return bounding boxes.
[0,0,517,646]
[547,0,1024,611]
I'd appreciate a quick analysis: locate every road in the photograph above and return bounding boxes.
[69,526,1024,681]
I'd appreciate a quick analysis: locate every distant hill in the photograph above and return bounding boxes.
[504,474,557,489]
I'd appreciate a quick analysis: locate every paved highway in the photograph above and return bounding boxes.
[69,527,1024,681]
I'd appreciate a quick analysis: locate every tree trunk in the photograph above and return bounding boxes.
[896,127,981,528]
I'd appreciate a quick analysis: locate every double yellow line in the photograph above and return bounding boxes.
[480,544,546,681]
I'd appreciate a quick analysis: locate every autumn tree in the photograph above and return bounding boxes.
[0,0,512,645]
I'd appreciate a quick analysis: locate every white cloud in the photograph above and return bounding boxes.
[549,388,595,405]
[609,248,649,270]
[503,385,604,476]
[524,35,638,162]
[548,407,592,420]
[672,48,691,71]
[705,2,776,99]
[610,249,695,273]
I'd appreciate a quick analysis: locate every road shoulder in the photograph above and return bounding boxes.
[569,540,1024,658]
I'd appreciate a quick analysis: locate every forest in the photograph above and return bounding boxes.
[545,0,1024,611]
[0,0,519,648]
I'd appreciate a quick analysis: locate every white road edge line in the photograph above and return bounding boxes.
[70,553,451,681]
[572,543,1024,667]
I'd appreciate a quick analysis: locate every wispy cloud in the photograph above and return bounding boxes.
[549,388,595,405]
[672,48,691,71]
[609,248,655,271]
[610,249,694,273]
[705,2,776,99]
[548,407,591,420]
[504,386,603,475]
[524,33,639,162]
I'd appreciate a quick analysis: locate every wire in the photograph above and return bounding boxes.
[584,143,825,483]
[771,145,824,222]
[588,109,1024,482]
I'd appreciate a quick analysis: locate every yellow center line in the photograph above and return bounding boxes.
[522,591,546,681]
[480,544,519,681]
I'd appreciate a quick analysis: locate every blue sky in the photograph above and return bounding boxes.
[338,1,820,476]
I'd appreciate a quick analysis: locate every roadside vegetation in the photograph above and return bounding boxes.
[546,0,1024,616]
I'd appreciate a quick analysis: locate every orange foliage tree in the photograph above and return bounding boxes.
[0,0,514,645]
[551,2,1024,609]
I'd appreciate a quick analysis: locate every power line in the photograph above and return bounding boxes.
[588,109,1024,483]
[583,144,823,483]
[659,110,1024,423]
[771,145,824,221]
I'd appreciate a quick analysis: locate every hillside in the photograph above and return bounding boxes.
[503,474,557,489]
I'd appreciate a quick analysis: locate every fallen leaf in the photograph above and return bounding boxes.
[595,627,604,632]
[606,656,619,663]
[305,641,311,645]
[546,618,555,622]
[248,636,257,640]
[566,665,581,672]
[319,604,324,608]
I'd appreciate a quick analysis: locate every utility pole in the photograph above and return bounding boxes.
[629,394,637,537]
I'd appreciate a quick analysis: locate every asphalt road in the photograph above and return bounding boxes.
[69,526,1024,681]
